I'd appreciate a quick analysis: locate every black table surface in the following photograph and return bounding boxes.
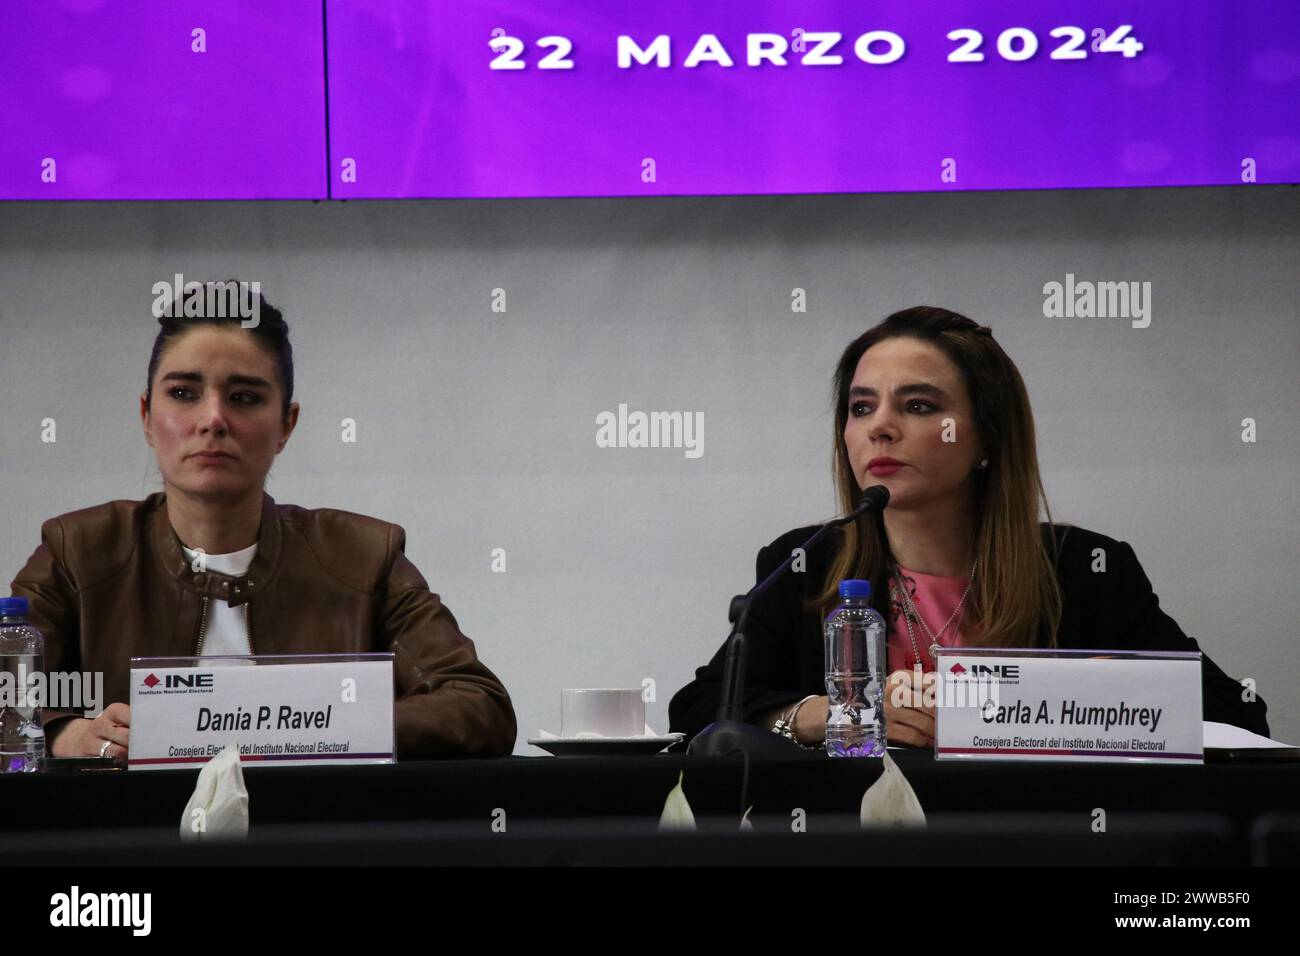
[4,750,1298,832]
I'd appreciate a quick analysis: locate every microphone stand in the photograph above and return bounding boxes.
[687,486,890,757]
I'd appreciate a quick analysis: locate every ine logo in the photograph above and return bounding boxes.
[949,662,1020,679]
[49,886,151,936]
[139,673,214,690]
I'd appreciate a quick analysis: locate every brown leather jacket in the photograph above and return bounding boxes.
[9,492,517,758]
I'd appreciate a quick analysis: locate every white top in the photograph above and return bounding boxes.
[181,543,258,657]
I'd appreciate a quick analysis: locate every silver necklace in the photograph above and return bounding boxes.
[891,558,977,667]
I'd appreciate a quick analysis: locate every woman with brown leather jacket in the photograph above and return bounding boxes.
[10,285,517,761]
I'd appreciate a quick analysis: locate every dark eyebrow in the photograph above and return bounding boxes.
[849,383,949,400]
[160,371,272,389]
[227,375,273,389]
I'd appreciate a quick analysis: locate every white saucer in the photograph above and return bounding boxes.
[527,733,685,756]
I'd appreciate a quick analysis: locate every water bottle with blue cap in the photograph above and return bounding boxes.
[824,579,887,757]
[0,597,45,772]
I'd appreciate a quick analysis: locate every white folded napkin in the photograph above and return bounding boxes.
[860,751,926,827]
[658,770,697,831]
[1204,720,1295,749]
[180,738,249,840]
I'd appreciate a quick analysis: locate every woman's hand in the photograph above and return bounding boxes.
[884,669,936,748]
[792,696,830,745]
[775,673,937,748]
[790,675,936,747]
[49,703,131,762]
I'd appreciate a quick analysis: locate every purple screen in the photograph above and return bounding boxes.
[326,0,1299,198]
[0,1,325,199]
[2,2,1296,200]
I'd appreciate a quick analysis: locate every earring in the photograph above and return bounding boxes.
[979,458,989,469]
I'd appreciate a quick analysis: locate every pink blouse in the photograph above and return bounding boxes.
[885,565,975,674]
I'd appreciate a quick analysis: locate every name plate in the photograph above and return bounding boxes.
[128,654,395,770]
[932,648,1203,764]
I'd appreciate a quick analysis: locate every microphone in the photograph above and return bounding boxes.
[688,485,890,757]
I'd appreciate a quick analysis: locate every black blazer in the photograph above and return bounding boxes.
[669,523,1270,739]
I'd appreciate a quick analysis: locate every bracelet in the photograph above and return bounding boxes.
[772,694,820,746]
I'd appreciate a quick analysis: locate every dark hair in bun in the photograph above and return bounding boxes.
[145,281,294,418]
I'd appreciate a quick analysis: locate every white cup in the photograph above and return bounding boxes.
[561,688,645,738]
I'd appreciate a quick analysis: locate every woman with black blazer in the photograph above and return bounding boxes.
[669,307,1269,747]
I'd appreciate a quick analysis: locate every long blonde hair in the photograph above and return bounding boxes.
[813,307,1064,649]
